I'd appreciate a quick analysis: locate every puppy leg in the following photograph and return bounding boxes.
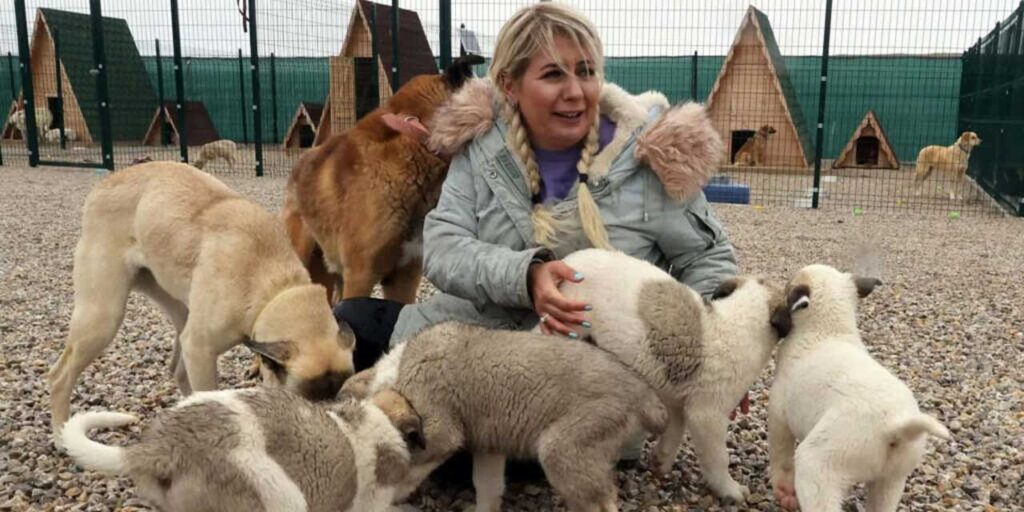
[794,442,848,512]
[49,248,135,433]
[472,452,506,512]
[136,275,191,394]
[538,422,619,512]
[768,404,798,510]
[865,475,908,512]
[382,257,422,305]
[341,261,381,300]
[652,407,686,476]
[686,411,748,503]
[178,322,226,392]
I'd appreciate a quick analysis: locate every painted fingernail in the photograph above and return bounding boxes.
[581,321,592,328]
[568,332,579,339]
[584,304,593,311]
[574,272,584,281]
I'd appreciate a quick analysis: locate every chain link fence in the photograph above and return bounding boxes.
[0,0,1020,217]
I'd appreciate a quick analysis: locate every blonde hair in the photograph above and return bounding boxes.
[489,2,612,250]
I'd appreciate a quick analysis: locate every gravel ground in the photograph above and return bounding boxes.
[1,165,1021,512]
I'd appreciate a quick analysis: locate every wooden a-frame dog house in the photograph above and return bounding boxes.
[706,5,813,168]
[832,110,900,169]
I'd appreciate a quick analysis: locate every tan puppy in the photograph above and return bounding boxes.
[281,54,482,305]
[49,162,355,437]
[60,387,423,512]
[914,131,981,200]
[734,124,776,166]
[192,139,239,170]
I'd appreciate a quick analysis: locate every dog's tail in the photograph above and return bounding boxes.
[637,392,669,435]
[887,414,951,444]
[60,411,138,474]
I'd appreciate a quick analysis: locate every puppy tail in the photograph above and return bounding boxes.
[60,411,138,475]
[888,414,951,444]
[637,393,668,436]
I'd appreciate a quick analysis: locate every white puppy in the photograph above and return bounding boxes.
[768,264,950,511]
[555,249,790,503]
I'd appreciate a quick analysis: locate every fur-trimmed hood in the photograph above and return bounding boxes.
[426,78,724,201]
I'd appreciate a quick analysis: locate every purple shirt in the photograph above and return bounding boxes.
[533,115,617,203]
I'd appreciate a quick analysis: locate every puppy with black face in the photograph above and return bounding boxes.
[50,162,356,438]
[769,264,949,512]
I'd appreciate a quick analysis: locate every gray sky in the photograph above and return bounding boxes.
[1,0,1017,58]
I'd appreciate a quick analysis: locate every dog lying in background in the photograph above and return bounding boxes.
[734,124,776,166]
[49,162,355,437]
[7,105,53,138]
[281,54,483,305]
[60,387,423,512]
[555,249,790,503]
[769,264,950,512]
[192,139,239,170]
[343,322,667,512]
[44,127,78,143]
[914,131,981,200]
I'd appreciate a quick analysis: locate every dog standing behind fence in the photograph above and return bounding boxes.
[913,131,981,200]
[193,139,239,170]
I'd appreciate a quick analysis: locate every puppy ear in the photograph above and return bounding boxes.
[372,389,426,451]
[770,302,792,339]
[711,278,740,301]
[339,368,375,400]
[853,276,882,298]
[337,320,356,350]
[443,54,485,89]
[787,284,811,313]
[242,340,294,365]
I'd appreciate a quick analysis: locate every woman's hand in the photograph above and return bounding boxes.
[528,260,591,338]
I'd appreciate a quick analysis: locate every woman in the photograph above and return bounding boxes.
[379,2,735,344]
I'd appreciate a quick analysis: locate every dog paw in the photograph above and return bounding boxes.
[772,477,799,510]
[713,480,749,504]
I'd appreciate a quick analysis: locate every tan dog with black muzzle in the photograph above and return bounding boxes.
[60,387,424,512]
[49,162,356,437]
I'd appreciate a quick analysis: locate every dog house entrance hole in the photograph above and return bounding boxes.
[45,96,62,130]
[731,130,755,163]
[297,123,316,148]
[855,136,880,166]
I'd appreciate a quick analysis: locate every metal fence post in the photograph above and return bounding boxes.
[691,51,698,101]
[155,39,168,145]
[247,0,264,177]
[811,0,833,209]
[439,0,451,70]
[6,53,15,106]
[90,0,115,170]
[53,28,66,150]
[270,52,278,142]
[238,49,248,143]
[170,0,188,162]
[14,0,39,167]
[391,0,400,88]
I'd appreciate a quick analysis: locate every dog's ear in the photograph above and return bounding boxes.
[711,278,740,301]
[243,340,295,365]
[372,389,426,451]
[787,284,811,313]
[770,301,792,339]
[443,54,485,89]
[852,276,882,298]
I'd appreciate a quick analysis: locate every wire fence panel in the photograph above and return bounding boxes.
[0,1,1019,217]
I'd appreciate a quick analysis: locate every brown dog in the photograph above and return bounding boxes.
[914,131,981,200]
[734,124,777,166]
[281,54,483,305]
[49,162,356,437]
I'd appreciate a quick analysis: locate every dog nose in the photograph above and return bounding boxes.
[299,371,348,401]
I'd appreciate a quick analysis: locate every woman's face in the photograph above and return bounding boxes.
[504,35,600,151]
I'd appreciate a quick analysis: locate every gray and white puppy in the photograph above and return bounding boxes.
[60,387,423,512]
[344,322,668,512]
